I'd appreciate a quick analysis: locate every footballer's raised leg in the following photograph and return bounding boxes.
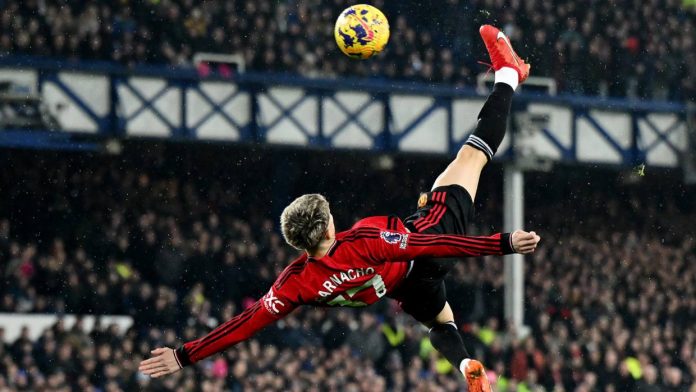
[432,24,530,199]
[425,24,530,392]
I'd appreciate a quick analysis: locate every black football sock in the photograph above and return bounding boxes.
[464,82,514,161]
[429,321,469,369]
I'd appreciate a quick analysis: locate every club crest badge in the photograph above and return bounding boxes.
[417,193,428,208]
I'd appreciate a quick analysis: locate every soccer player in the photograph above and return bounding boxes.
[139,25,534,391]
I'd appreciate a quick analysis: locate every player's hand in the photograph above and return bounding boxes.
[511,230,540,254]
[138,347,182,378]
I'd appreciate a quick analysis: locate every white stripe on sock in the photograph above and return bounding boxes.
[466,135,494,159]
[460,358,471,375]
[495,66,519,90]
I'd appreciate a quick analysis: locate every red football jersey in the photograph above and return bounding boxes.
[174,216,514,366]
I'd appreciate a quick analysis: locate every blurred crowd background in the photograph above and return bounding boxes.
[0,146,694,391]
[1,0,695,101]
[1,0,695,391]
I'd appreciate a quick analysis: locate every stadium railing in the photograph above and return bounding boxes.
[0,56,691,168]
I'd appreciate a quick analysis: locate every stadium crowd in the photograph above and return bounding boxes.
[0,147,695,391]
[1,0,695,101]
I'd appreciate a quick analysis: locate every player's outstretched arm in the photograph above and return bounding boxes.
[138,347,181,378]
[510,230,541,254]
[139,292,296,378]
[370,229,540,261]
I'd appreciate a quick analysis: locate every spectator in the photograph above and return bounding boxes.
[1,0,695,100]
[0,147,694,391]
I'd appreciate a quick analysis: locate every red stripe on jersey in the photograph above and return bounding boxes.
[187,302,261,358]
[329,228,381,256]
[410,242,500,256]
[410,237,500,251]
[410,234,499,246]
[410,233,498,243]
[193,301,261,348]
[275,265,304,287]
[413,191,447,231]
[275,265,305,289]
[413,206,436,230]
[414,203,443,231]
[339,228,381,242]
[342,233,381,244]
[417,202,448,231]
[411,192,438,229]
[388,216,397,230]
[409,238,501,253]
[416,192,440,226]
[275,256,307,285]
[350,227,382,234]
[410,216,425,230]
[330,233,382,256]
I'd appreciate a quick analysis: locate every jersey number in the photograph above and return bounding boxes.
[326,275,387,307]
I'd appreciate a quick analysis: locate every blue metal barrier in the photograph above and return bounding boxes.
[0,57,691,168]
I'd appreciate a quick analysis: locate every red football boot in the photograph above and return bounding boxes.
[479,24,531,83]
[463,359,493,392]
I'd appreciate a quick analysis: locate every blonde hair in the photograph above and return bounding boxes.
[280,194,330,251]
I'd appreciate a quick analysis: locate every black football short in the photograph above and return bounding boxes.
[389,184,475,323]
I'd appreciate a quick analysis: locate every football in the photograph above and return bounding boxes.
[334,4,390,59]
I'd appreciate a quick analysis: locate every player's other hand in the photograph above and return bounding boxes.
[138,347,182,378]
[511,230,540,254]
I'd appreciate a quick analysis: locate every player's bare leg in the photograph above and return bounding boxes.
[432,25,530,201]
[426,24,531,392]
[432,146,488,199]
